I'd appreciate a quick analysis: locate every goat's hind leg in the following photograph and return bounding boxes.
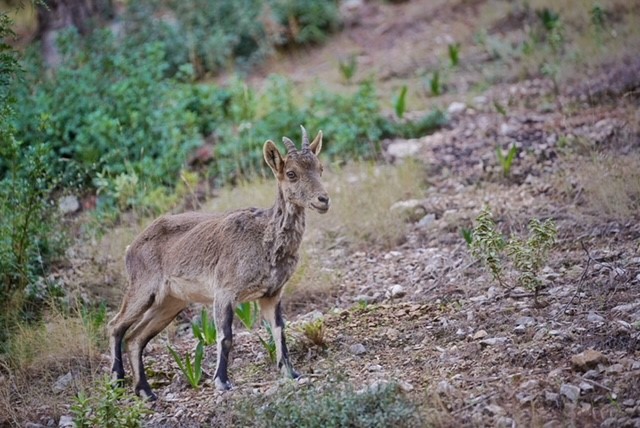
[213,298,235,391]
[107,292,155,383]
[127,296,185,401]
[259,297,299,379]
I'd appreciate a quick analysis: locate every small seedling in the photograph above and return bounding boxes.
[461,228,473,246]
[536,8,560,32]
[394,85,408,119]
[448,43,461,67]
[338,55,357,83]
[192,307,217,346]
[493,100,507,117]
[301,318,327,349]
[470,207,506,287]
[167,342,204,389]
[258,320,277,363]
[429,71,442,96]
[236,301,259,330]
[496,144,518,177]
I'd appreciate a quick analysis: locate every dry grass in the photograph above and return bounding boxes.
[575,153,640,220]
[0,309,103,426]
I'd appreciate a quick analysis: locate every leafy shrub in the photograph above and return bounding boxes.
[71,375,149,428]
[13,29,201,191]
[469,207,557,303]
[269,0,340,47]
[235,382,423,427]
[0,12,66,349]
[124,0,339,77]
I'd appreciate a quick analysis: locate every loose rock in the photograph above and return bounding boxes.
[571,349,607,371]
[560,384,581,403]
[349,343,366,355]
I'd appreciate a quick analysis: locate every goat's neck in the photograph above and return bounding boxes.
[265,187,305,265]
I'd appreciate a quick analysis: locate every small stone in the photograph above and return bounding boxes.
[297,376,310,385]
[583,369,600,380]
[389,199,427,222]
[606,363,624,374]
[571,349,607,371]
[436,380,455,396]
[58,415,74,428]
[516,316,535,326]
[496,416,515,428]
[623,399,636,407]
[519,379,539,390]
[480,337,509,347]
[447,101,467,115]
[349,343,366,355]
[473,330,488,340]
[417,213,436,228]
[545,391,561,406]
[390,284,406,298]
[367,364,383,372]
[560,383,581,403]
[53,372,74,393]
[543,421,562,428]
[25,424,47,428]
[368,380,389,393]
[587,312,605,323]
[59,195,80,214]
[387,140,421,159]
[483,404,505,416]
[579,381,594,393]
[398,380,414,392]
[514,325,526,335]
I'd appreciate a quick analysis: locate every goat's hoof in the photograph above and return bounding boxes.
[214,378,232,391]
[135,385,158,401]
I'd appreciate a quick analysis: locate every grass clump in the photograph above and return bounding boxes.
[235,382,423,428]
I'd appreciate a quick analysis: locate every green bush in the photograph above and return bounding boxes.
[124,0,339,78]
[13,29,201,190]
[71,375,149,428]
[235,382,423,427]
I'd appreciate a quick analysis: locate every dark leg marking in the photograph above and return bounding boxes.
[214,304,235,387]
[275,301,299,379]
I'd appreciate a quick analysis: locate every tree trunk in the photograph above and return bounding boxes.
[36,0,114,67]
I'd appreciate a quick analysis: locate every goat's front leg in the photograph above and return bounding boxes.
[213,300,235,390]
[259,297,299,379]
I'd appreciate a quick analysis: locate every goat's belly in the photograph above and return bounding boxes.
[168,277,214,304]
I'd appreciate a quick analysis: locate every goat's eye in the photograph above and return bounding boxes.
[286,171,297,180]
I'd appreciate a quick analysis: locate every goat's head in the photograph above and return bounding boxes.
[263,126,330,214]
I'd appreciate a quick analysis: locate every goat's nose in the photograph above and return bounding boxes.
[317,195,329,204]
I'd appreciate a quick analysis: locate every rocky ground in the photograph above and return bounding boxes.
[131,75,639,427]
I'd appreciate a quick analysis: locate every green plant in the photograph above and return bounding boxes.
[394,85,408,119]
[493,100,507,117]
[301,318,326,349]
[71,375,149,428]
[470,207,507,287]
[506,218,557,303]
[448,42,461,67]
[338,54,357,83]
[236,302,259,330]
[167,342,204,389]
[429,70,442,96]
[461,228,473,246]
[495,144,518,177]
[259,320,277,363]
[80,302,108,347]
[469,207,557,302]
[192,307,217,346]
[269,0,341,47]
[235,382,423,427]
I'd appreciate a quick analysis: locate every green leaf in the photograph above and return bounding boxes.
[394,85,408,119]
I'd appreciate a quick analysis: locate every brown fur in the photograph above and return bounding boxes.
[107,127,329,399]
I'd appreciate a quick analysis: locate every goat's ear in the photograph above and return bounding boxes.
[263,140,284,174]
[309,130,323,156]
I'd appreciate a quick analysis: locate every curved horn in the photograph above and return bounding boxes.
[282,137,297,153]
[300,125,309,150]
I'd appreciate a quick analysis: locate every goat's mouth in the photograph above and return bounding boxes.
[310,203,330,214]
